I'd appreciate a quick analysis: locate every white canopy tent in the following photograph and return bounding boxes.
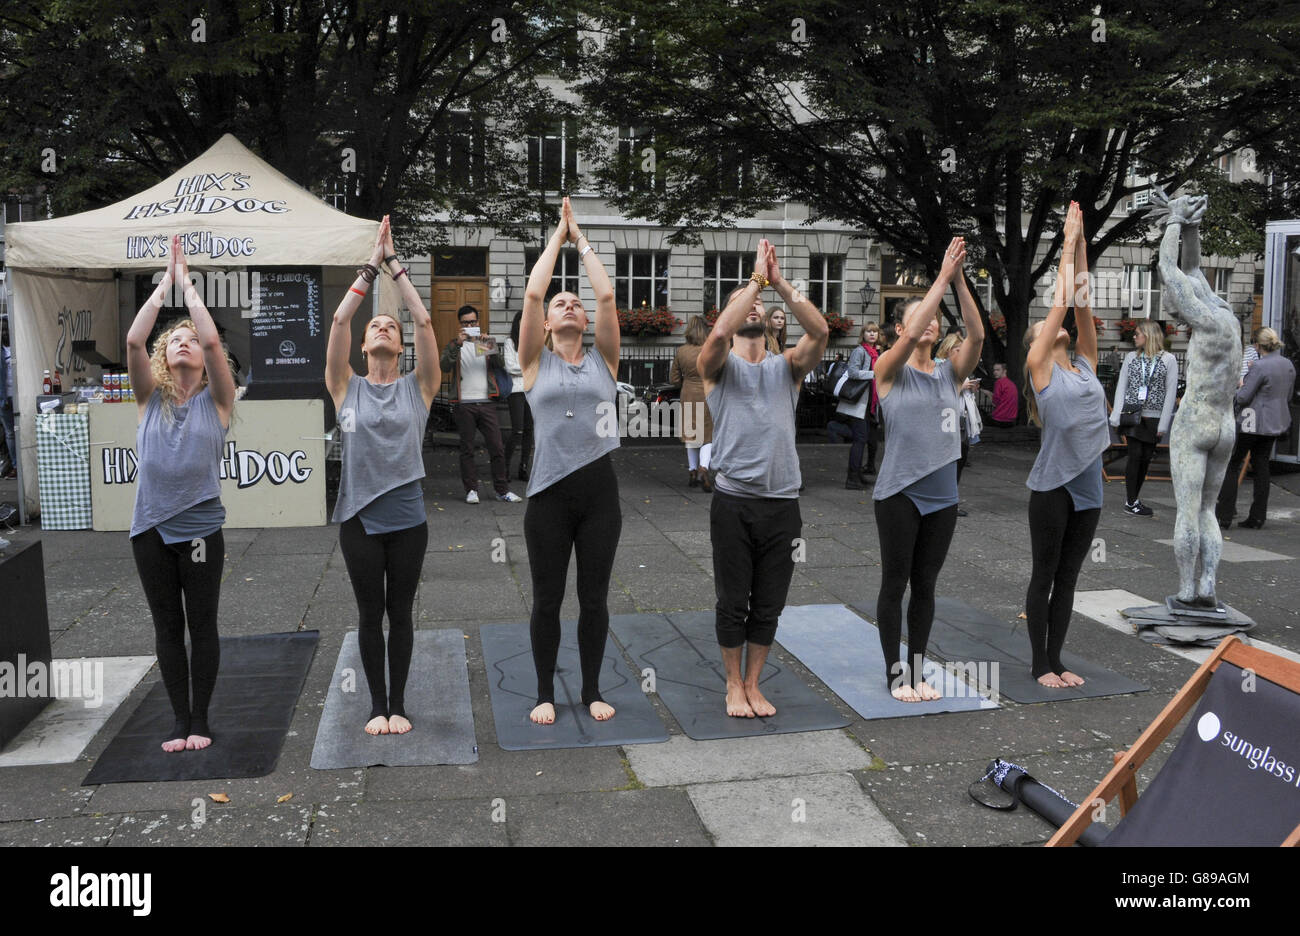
[4,134,398,518]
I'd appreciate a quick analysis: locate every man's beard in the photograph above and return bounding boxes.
[737,321,766,339]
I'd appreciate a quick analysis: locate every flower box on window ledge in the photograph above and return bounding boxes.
[618,305,683,338]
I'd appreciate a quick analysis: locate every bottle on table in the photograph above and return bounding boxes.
[52,370,62,393]
[42,369,52,394]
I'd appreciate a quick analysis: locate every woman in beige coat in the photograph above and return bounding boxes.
[671,314,715,490]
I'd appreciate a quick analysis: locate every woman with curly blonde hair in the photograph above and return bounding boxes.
[126,235,236,753]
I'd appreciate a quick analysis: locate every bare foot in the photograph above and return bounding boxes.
[387,714,412,734]
[530,702,555,725]
[365,715,390,735]
[915,680,942,702]
[1059,670,1085,687]
[185,734,212,751]
[1037,673,1069,688]
[744,684,776,717]
[589,700,616,721]
[161,737,187,753]
[891,685,921,703]
[726,682,755,717]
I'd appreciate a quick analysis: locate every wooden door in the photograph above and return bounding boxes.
[432,279,489,393]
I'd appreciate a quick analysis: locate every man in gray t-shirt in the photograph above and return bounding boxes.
[698,238,828,720]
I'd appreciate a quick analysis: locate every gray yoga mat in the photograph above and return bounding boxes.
[480,620,668,751]
[608,611,850,740]
[852,597,1147,703]
[310,629,478,769]
[776,604,998,718]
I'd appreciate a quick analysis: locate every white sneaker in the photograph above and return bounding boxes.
[465,490,480,504]
[497,491,522,503]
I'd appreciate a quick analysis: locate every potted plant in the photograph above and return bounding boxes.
[617,304,683,338]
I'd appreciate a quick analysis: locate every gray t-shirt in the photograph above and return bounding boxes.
[874,360,963,502]
[1027,356,1111,494]
[524,346,620,497]
[332,371,429,525]
[707,351,801,498]
[130,388,227,537]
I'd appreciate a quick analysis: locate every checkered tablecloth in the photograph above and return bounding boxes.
[36,413,91,530]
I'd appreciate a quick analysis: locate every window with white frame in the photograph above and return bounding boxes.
[808,254,844,315]
[525,248,581,304]
[703,253,748,312]
[1123,263,1162,317]
[527,119,579,192]
[615,252,670,308]
[433,110,486,191]
[618,126,661,193]
[1132,189,1151,208]
[1206,267,1232,302]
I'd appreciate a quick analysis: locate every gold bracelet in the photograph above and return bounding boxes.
[750,271,769,289]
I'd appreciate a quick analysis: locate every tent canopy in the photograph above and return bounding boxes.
[5,134,378,269]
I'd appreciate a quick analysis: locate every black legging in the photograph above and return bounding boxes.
[505,392,534,473]
[131,527,225,739]
[874,492,958,690]
[524,453,622,707]
[1025,487,1100,678]
[339,516,427,719]
[1217,432,1279,526]
[1124,435,1158,504]
[848,415,877,474]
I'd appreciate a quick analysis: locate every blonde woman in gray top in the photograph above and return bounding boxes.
[1109,320,1178,516]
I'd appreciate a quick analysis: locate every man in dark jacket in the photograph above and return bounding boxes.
[1217,327,1297,529]
[440,304,519,504]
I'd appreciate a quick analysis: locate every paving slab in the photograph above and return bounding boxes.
[108,805,316,846]
[625,731,872,787]
[308,799,508,846]
[504,788,710,846]
[1156,538,1291,563]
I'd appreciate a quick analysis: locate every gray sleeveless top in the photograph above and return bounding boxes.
[1027,356,1110,494]
[707,351,801,498]
[874,360,962,502]
[332,371,429,524]
[130,388,227,537]
[524,346,620,497]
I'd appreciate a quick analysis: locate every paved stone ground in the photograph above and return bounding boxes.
[1,440,1296,847]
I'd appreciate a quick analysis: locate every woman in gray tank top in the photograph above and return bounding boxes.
[326,217,442,737]
[126,236,236,753]
[872,237,984,702]
[1023,202,1107,689]
[518,197,623,727]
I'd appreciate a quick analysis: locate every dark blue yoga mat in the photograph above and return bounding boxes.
[609,611,850,740]
[777,604,998,718]
[480,620,668,751]
[82,631,319,785]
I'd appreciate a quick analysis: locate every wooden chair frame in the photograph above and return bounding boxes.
[1049,636,1300,846]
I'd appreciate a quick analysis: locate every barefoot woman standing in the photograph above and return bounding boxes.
[326,217,441,735]
[127,236,236,752]
[519,198,622,725]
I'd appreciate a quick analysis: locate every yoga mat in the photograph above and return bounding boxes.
[82,632,318,785]
[608,611,850,740]
[480,620,668,751]
[852,598,1147,704]
[310,629,477,769]
[776,604,998,719]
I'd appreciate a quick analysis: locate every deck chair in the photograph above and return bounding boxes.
[1050,636,1300,846]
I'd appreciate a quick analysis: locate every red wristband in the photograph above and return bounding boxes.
[349,287,366,297]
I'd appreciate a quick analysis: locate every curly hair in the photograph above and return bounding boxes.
[149,318,231,422]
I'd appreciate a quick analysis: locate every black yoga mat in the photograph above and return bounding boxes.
[82,631,318,785]
[852,598,1146,703]
[310,630,477,769]
[608,611,849,740]
[480,620,668,751]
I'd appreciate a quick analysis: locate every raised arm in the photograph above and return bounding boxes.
[875,237,966,386]
[380,217,440,408]
[699,239,769,380]
[565,198,619,378]
[948,272,986,382]
[769,243,829,382]
[126,237,177,412]
[1027,203,1079,393]
[327,219,385,409]
[1072,209,1098,370]
[175,243,236,425]
[520,209,570,385]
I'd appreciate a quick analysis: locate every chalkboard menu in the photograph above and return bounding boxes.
[248,267,324,390]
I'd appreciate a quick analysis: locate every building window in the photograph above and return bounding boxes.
[618,126,661,193]
[717,148,752,197]
[809,254,844,315]
[1123,263,1162,317]
[615,251,670,308]
[1132,189,1151,208]
[527,119,579,193]
[703,253,748,312]
[1207,267,1232,302]
[432,111,486,191]
[432,249,488,278]
[974,269,998,311]
[524,248,581,303]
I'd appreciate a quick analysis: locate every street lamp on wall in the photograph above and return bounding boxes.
[858,281,876,313]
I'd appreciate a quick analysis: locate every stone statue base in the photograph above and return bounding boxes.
[1165,595,1227,618]
[1122,602,1256,648]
